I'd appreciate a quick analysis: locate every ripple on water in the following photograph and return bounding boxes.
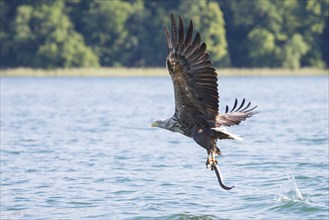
[1,77,328,219]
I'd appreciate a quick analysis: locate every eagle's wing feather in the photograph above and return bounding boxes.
[216,98,259,127]
[164,14,218,128]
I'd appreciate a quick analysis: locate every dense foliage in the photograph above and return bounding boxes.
[1,0,328,69]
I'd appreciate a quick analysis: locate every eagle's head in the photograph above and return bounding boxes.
[151,120,165,129]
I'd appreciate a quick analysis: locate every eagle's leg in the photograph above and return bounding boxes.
[206,147,235,190]
[206,147,221,169]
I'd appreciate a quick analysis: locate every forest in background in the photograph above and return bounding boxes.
[1,0,328,69]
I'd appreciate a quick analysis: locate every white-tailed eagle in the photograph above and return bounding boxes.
[152,14,259,190]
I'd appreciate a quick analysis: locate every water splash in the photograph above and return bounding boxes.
[275,174,304,202]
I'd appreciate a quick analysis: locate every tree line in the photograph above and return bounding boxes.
[1,0,328,69]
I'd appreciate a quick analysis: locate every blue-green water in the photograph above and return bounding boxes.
[1,76,328,219]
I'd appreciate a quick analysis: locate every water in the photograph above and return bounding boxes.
[1,76,328,219]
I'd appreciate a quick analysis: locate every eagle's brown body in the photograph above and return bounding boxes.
[152,14,258,190]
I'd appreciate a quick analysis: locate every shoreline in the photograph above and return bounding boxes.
[1,67,328,77]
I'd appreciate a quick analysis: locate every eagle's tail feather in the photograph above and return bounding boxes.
[211,127,243,141]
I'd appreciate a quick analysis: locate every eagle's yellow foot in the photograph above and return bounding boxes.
[206,150,218,170]
[206,158,218,170]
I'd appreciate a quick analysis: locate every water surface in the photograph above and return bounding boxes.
[1,76,328,219]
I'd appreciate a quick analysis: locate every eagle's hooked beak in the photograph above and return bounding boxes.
[151,122,158,127]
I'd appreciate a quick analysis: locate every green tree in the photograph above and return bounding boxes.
[1,0,328,69]
[220,0,261,67]
[139,0,174,67]
[247,28,276,67]
[0,0,22,67]
[281,34,309,69]
[221,0,328,68]
[322,17,329,67]
[299,0,329,67]
[2,1,99,68]
[179,0,230,67]
[80,0,144,67]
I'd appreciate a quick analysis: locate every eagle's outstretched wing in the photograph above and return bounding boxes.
[216,98,259,127]
[164,14,218,128]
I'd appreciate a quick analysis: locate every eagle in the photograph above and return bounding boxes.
[151,14,259,190]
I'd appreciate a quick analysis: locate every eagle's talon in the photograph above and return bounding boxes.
[206,157,217,170]
[206,150,218,169]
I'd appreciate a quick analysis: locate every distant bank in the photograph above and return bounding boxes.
[1,68,328,77]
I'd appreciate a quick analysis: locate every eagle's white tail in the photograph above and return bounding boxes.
[211,127,243,141]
